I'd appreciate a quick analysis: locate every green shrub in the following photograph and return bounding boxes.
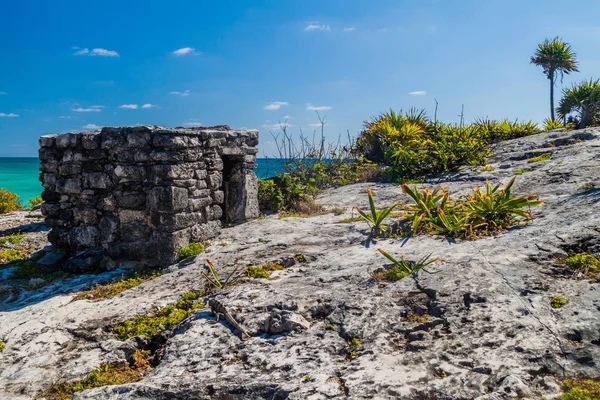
[528,153,551,163]
[400,178,543,238]
[565,254,600,274]
[0,340,5,352]
[113,291,204,340]
[551,296,568,309]
[35,350,150,400]
[73,272,162,301]
[481,165,495,172]
[0,234,24,246]
[246,262,285,279]
[544,119,565,131]
[28,196,43,209]
[178,242,205,259]
[560,378,600,400]
[514,168,533,175]
[0,188,21,214]
[0,248,30,265]
[356,188,399,237]
[558,79,600,129]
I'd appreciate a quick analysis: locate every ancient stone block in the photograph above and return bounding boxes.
[39,125,259,268]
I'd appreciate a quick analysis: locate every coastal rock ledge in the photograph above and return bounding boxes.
[1,127,600,399]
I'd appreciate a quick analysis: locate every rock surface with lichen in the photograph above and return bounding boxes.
[1,128,600,399]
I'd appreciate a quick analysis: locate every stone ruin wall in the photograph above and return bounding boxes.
[38,125,259,268]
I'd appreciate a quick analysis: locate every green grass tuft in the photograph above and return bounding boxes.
[112,291,204,340]
[246,262,285,279]
[560,378,600,400]
[551,296,568,309]
[0,340,5,352]
[35,350,150,400]
[565,254,600,275]
[178,242,205,259]
[480,165,496,172]
[73,272,162,301]
[514,168,533,175]
[527,153,551,163]
[0,234,25,246]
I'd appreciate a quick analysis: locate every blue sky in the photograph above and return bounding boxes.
[1,0,599,157]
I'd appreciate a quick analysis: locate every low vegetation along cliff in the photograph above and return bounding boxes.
[1,127,600,399]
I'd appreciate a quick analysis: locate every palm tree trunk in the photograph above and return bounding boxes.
[550,74,555,121]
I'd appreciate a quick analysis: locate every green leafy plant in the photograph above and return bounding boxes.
[245,262,284,279]
[564,254,600,275]
[543,118,565,131]
[528,153,551,163]
[0,188,21,214]
[28,196,43,209]
[73,272,162,301]
[560,378,600,400]
[400,184,452,235]
[0,234,24,246]
[355,188,400,236]
[178,242,205,259]
[551,296,568,309]
[558,78,600,129]
[35,350,150,400]
[201,259,244,289]
[0,340,5,352]
[481,165,495,172]
[514,168,533,175]
[531,37,579,121]
[373,249,438,281]
[463,177,544,232]
[113,291,204,340]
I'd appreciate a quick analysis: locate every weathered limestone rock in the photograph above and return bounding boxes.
[38,125,259,267]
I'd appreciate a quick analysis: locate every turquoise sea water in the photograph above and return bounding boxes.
[0,158,284,204]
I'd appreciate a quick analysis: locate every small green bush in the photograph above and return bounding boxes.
[514,168,533,175]
[551,296,568,309]
[565,254,600,274]
[35,350,150,400]
[560,378,600,400]
[0,248,30,265]
[246,262,284,279]
[28,196,43,209]
[113,291,204,340]
[0,340,5,352]
[481,165,496,172]
[528,153,551,163]
[178,242,205,259]
[73,272,162,301]
[0,234,24,246]
[0,188,21,214]
[544,119,565,131]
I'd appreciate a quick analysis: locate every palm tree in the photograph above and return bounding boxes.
[531,37,579,121]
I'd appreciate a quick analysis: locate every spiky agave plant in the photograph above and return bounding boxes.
[355,188,400,237]
[375,249,438,281]
[201,259,244,289]
[463,177,544,232]
[543,118,565,131]
[401,184,451,234]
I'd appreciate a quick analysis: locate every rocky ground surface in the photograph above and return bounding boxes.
[1,128,599,399]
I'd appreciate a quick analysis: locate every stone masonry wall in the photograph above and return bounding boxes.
[38,125,259,268]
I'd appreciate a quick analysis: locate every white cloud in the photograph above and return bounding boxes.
[72,105,104,112]
[59,115,74,119]
[0,91,5,95]
[283,115,292,120]
[262,122,293,130]
[170,90,191,96]
[308,123,324,127]
[305,23,331,32]
[0,113,18,117]
[306,104,332,111]
[183,122,203,127]
[172,47,199,56]
[83,124,100,129]
[264,101,289,110]
[74,47,119,57]
[119,104,138,109]
[409,90,427,96]
[343,27,356,32]
[141,103,158,109]
[90,48,119,57]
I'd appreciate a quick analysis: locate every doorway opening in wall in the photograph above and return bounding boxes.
[221,155,246,224]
